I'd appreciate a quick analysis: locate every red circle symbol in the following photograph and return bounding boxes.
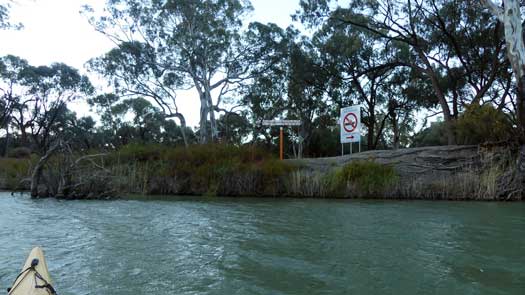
[343,113,358,132]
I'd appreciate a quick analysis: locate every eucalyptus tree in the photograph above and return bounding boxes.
[0,0,21,30]
[111,97,194,145]
[286,42,331,157]
[241,24,334,155]
[111,97,164,144]
[482,0,525,138]
[89,93,194,146]
[0,56,94,153]
[314,16,400,150]
[383,68,424,149]
[67,115,98,150]
[87,41,192,146]
[216,111,251,145]
[88,93,121,140]
[297,0,509,145]
[2,56,94,154]
[0,1,10,29]
[86,0,280,144]
[0,55,27,155]
[0,57,94,197]
[29,64,92,153]
[240,24,295,143]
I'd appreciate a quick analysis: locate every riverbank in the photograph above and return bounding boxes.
[0,144,523,200]
[291,144,523,200]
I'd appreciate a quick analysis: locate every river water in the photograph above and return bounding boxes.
[0,193,524,295]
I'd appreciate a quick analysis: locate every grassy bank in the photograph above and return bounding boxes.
[0,144,522,200]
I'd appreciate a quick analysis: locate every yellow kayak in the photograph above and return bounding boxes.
[7,247,57,295]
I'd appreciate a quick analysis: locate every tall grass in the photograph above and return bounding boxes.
[335,161,398,197]
[0,157,33,190]
[107,144,296,196]
[287,161,398,198]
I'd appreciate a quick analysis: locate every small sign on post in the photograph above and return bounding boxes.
[340,106,361,155]
[262,120,301,126]
[261,119,301,160]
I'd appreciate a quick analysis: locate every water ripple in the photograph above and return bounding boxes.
[0,194,524,294]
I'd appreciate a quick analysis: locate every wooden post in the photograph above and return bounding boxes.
[279,127,284,160]
[261,120,300,160]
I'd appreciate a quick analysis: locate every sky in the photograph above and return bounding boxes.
[0,0,303,128]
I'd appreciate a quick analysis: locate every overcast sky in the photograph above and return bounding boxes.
[0,0,302,127]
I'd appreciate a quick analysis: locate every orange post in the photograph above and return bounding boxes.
[279,127,284,160]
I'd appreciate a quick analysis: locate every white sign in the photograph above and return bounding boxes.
[262,120,301,126]
[340,106,361,143]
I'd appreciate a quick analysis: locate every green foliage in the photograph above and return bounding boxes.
[85,0,276,143]
[0,55,94,153]
[217,113,251,145]
[333,160,398,197]
[411,122,449,147]
[455,104,513,145]
[414,104,514,147]
[308,126,340,157]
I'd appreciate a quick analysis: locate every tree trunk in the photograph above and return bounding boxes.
[518,145,525,185]
[415,49,456,145]
[3,124,9,157]
[193,78,209,144]
[430,74,455,145]
[298,124,308,159]
[391,112,400,150]
[199,94,209,144]
[204,86,217,142]
[502,0,525,138]
[30,141,61,198]
[482,0,525,138]
[517,77,525,138]
[366,102,376,150]
[174,113,189,148]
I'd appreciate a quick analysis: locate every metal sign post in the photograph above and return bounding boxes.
[262,120,301,160]
[340,106,361,155]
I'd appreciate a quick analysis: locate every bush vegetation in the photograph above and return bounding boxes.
[107,144,296,196]
[412,104,513,147]
[454,104,513,145]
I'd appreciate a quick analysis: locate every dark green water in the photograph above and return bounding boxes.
[0,193,524,295]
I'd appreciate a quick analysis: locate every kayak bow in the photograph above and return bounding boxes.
[7,247,57,295]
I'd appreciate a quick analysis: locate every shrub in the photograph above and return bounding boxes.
[411,121,449,147]
[455,104,513,145]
